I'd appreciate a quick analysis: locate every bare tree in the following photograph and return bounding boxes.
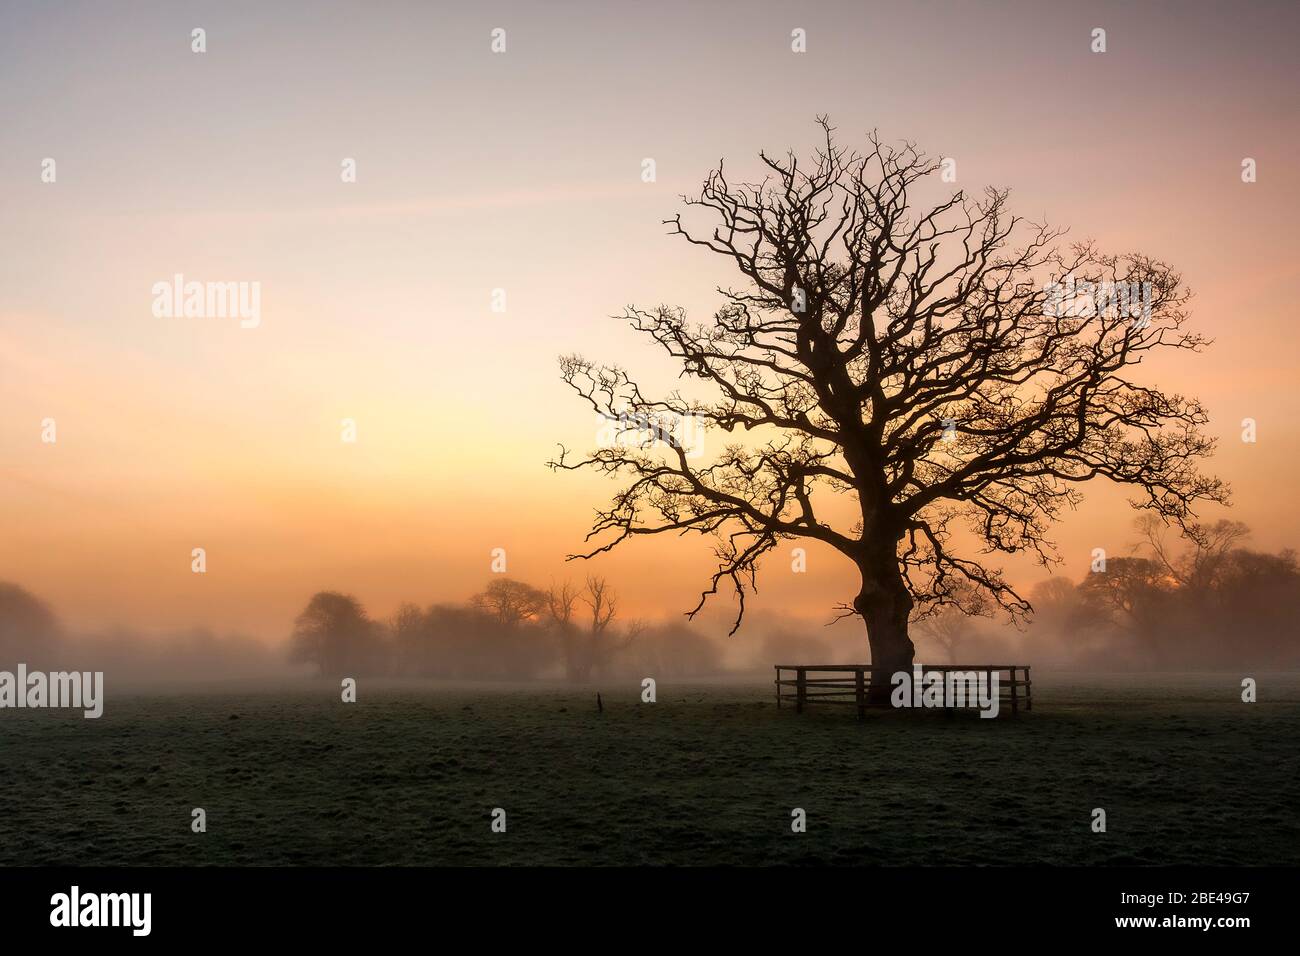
[582,575,617,641]
[546,576,634,681]
[551,119,1225,701]
[545,581,580,630]
[545,580,582,679]
[389,602,426,672]
[1137,513,1248,592]
[913,580,990,664]
[1073,557,1171,638]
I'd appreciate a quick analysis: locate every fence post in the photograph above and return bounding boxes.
[796,668,806,714]
[855,667,866,719]
[775,667,782,709]
[1024,666,1032,711]
[1008,666,1018,716]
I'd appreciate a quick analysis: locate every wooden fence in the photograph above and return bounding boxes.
[773,664,1032,718]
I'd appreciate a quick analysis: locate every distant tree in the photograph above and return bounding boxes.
[1026,576,1106,639]
[470,579,547,627]
[545,580,581,679]
[1028,577,1081,618]
[463,580,557,679]
[389,602,427,673]
[1138,514,1249,595]
[289,591,381,677]
[626,622,723,679]
[1076,556,1170,635]
[420,603,491,678]
[546,576,636,681]
[913,581,990,663]
[0,582,62,665]
[551,119,1225,700]
[1023,576,1112,666]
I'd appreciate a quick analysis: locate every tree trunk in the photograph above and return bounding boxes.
[855,556,915,707]
[564,634,593,683]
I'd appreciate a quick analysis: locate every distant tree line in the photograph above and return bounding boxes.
[288,576,723,680]
[3,517,1296,680]
[1032,518,1300,668]
[915,519,1300,669]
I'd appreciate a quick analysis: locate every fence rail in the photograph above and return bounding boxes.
[774,664,1032,718]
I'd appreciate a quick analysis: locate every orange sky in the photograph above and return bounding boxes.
[2,0,1298,639]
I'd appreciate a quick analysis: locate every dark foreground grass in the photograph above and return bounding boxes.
[2,673,1297,866]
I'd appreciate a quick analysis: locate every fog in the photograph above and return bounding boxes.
[3,522,1297,688]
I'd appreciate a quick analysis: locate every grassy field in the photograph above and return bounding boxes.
[2,673,1297,866]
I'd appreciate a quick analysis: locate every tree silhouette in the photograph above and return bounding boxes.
[551,119,1225,700]
[289,591,378,677]
[913,580,990,664]
[470,579,546,628]
[545,576,637,682]
[0,582,62,665]
[1136,513,1248,592]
